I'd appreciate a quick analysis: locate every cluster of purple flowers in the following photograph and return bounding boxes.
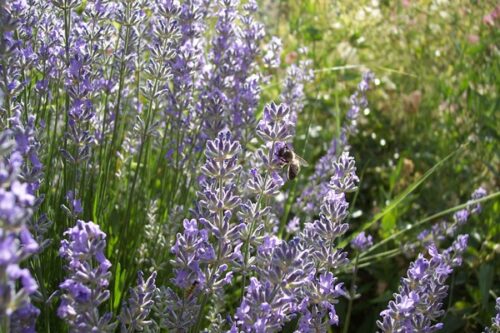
[351,231,374,252]
[229,147,360,331]
[57,220,116,332]
[377,235,469,332]
[168,130,244,330]
[119,271,157,332]
[58,219,158,332]
[0,129,40,332]
[198,0,264,145]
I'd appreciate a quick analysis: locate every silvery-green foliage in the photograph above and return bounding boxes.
[136,200,169,274]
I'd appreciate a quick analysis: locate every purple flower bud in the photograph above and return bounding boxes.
[351,231,373,252]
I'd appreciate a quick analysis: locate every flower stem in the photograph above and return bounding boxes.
[342,253,359,333]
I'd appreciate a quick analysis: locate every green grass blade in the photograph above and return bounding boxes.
[340,145,465,248]
[360,191,500,258]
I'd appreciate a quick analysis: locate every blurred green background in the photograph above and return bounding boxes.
[259,0,499,331]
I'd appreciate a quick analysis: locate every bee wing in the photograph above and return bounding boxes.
[294,153,309,167]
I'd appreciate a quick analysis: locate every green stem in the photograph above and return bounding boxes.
[123,78,158,244]
[342,254,359,333]
[0,269,9,332]
[193,294,208,333]
[358,248,401,265]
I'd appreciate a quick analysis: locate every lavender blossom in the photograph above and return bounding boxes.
[170,130,244,330]
[469,186,487,214]
[199,0,264,143]
[58,220,117,332]
[152,286,200,331]
[234,237,315,332]
[263,37,282,69]
[330,151,360,193]
[234,149,359,331]
[0,0,14,109]
[377,235,469,333]
[351,232,374,252]
[293,152,359,328]
[10,303,40,333]
[170,218,215,289]
[199,0,240,139]
[7,110,51,253]
[61,190,83,219]
[119,271,157,333]
[280,50,314,126]
[298,272,346,331]
[1,1,37,121]
[0,128,40,331]
[231,0,265,143]
[302,151,359,273]
[238,102,296,281]
[60,52,96,165]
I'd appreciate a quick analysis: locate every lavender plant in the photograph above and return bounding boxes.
[404,187,489,256]
[0,0,497,332]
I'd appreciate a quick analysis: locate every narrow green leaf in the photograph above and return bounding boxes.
[113,262,123,311]
[380,210,397,237]
[479,264,494,310]
[361,191,500,258]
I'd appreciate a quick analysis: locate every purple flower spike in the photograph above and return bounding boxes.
[469,186,487,214]
[170,130,244,331]
[119,271,157,332]
[377,235,469,333]
[257,102,294,143]
[58,220,117,332]
[0,130,40,329]
[330,151,360,193]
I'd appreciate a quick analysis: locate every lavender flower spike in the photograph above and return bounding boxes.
[0,130,40,331]
[119,271,157,333]
[58,220,117,332]
[377,235,469,333]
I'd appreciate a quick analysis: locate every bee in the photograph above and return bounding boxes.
[184,280,199,299]
[276,144,309,180]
